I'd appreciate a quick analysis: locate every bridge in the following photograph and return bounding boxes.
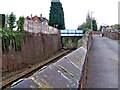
[60,29,84,49]
[60,29,83,36]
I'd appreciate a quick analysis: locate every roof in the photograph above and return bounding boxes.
[26,16,30,20]
[26,15,48,23]
[38,17,47,22]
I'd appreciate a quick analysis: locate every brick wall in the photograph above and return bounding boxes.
[2,32,61,73]
[104,31,120,40]
[92,31,102,35]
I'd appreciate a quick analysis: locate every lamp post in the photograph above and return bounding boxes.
[91,12,94,31]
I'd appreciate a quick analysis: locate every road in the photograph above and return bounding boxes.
[86,35,119,88]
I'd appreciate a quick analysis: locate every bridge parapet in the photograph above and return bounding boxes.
[11,31,92,89]
[60,29,83,36]
[61,30,84,49]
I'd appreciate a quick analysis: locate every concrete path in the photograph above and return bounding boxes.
[86,35,119,88]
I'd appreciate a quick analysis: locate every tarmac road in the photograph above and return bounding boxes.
[86,35,119,88]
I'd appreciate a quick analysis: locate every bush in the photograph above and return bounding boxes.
[0,28,25,53]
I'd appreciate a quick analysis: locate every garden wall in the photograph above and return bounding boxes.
[2,31,61,73]
[104,31,120,40]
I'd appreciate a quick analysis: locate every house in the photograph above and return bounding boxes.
[24,14,49,33]
[26,14,48,25]
[24,14,58,34]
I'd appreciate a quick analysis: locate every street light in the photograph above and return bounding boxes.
[91,12,94,31]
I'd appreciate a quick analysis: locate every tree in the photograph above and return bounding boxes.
[0,14,5,29]
[86,12,91,29]
[8,12,16,31]
[77,13,91,33]
[49,0,65,30]
[77,23,89,33]
[77,12,98,32]
[92,19,97,31]
[17,16,25,32]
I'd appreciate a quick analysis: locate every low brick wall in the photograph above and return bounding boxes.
[104,31,120,40]
[2,32,61,73]
[92,31,101,35]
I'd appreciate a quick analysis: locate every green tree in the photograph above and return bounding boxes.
[77,12,91,32]
[0,14,5,29]
[77,12,98,32]
[86,12,91,29]
[8,12,16,31]
[92,19,97,31]
[49,0,65,30]
[77,22,89,33]
[17,16,25,32]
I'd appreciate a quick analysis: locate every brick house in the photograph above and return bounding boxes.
[24,14,58,34]
[26,14,48,25]
[24,14,49,33]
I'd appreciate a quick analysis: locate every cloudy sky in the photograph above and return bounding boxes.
[0,0,119,29]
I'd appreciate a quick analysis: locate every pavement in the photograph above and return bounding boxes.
[86,35,119,88]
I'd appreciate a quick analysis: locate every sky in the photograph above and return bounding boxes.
[0,0,119,29]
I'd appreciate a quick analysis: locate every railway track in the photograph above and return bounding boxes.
[2,49,74,89]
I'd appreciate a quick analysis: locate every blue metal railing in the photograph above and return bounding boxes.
[60,30,83,36]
